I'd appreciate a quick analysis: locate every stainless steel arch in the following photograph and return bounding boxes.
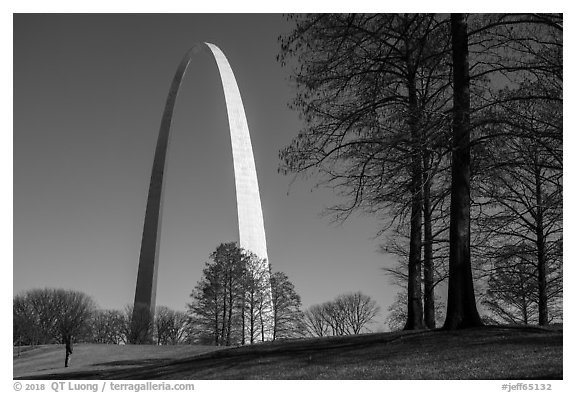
[131,43,273,343]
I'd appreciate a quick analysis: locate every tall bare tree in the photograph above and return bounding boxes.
[187,243,245,346]
[474,85,562,326]
[443,13,484,329]
[462,13,563,326]
[241,252,272,344]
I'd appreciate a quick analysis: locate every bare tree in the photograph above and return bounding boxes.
[322,300,348,336]
[53,290,96,367]
[303,304,330,337]
[241,252,271,344]
[442,14,484,330]
[13,289,96,367]
[13,294,40,346]
[481,256,540,325]
[188,256,230,346]
[279,13,455,331]
[335,292,380,334]
[154,306,189,345]
[381,197,451,330]
[270,271,306,340]
[303,292,380,337]
[187,243,276,346]
[91,309,126,344]
[14,289,60,345]
[474,87,562,326]
[464,13,563,326]
[125,303,154,345]
[472,13,562,325]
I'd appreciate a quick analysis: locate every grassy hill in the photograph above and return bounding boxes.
[14,326,562,380]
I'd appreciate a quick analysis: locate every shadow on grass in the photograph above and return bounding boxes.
[91,358,174,367]
[16,326,562,380]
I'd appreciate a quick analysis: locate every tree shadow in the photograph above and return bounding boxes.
[15,327,562,380]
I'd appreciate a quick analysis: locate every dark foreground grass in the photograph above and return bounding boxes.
[14,326,562,380]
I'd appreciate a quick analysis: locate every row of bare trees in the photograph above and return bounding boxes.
[91,306,189,345]
[303,292,380,337]
[13,289,95,351]
[278,13,562,329]
[13,289,192,348]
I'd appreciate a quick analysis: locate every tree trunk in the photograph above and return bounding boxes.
[260,303,265,341]
[250,295,256,344]
[522,291,529,325]
[423,148,436,329]
[273,302,278,341]
[221,283,227,345]
[404,67,425,330]
[534,160,549,326]
[226,276,234,346]
[214,292,220,346]
[443,13,483,330]
[241,295,246,345]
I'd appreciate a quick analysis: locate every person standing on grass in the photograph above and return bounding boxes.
[64,334,73,367]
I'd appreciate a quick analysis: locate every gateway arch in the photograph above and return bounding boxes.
[131,43,273,343]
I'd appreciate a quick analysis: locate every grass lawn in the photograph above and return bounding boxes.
[14,326,562,380]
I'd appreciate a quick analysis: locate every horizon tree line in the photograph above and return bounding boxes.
[13,244,383,354]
